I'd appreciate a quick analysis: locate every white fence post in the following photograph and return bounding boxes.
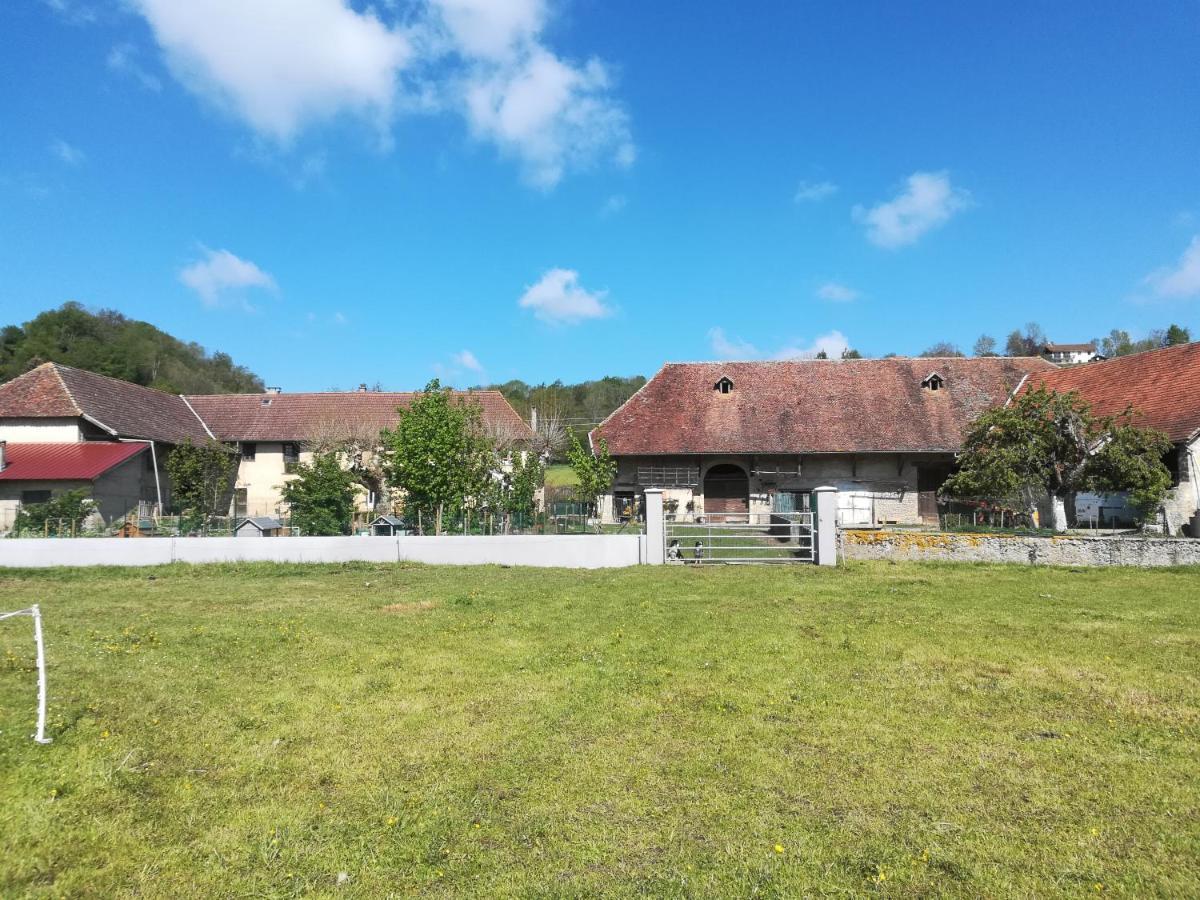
[644,488,665,564]
[814,486,838,566]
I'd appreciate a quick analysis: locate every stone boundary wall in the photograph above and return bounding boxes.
[0,534,647,570]
[842,529,1200,567]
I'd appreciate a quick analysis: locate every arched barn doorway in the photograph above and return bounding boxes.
[703,464,749,522]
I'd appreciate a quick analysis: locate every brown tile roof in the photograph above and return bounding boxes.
[592,357,1056,455]
[184,390,533,442]
[1025,341,1200,443]
[0,363,212,444]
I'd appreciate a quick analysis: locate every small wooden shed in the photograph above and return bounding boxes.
[235,516,283,537]
[370,514,408,536]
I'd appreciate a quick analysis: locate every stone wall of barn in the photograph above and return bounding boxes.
[604,453,954,525]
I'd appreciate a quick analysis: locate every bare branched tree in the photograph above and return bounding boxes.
[531,410,568,459]
[305,418,388,505]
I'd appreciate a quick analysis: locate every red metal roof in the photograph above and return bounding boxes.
[592,357,1056,456]
[1025,341,1200,443]
[0,442,146,481]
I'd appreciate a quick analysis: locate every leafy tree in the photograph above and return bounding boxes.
[280,451,359,536]
[12,490,93,536]
[920,341,964,357]
[1164,323,1191,346]
[973,334,997,357]
[379,379,493,534]
[567,432,617,518]
[0,302,263,393]
[165,439,237,529]
[815,350,828,359]
[840,348,863,359]
[941,387,1172,531]
[1004,322,1046,357]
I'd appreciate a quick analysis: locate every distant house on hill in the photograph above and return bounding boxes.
[590,357,1054,527]
[1041,342,1102,365]
[1025,341,1200,534]
[0,363,533,530]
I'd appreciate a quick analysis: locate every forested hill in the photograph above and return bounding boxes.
[0,303,264,394]
[478,375,647,428]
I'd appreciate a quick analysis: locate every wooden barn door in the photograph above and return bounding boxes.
[704,464,749,522]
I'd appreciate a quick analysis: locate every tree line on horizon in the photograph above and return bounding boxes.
[0,302,264,394]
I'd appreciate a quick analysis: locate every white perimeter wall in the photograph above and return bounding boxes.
[0,534,647,569]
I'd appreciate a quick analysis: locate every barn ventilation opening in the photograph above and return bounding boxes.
[921,372,945,392]
[714,377,734,394]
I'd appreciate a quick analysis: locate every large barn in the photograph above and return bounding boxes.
[590,357,1054,526]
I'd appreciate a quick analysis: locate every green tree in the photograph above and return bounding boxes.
[280,451,359,536]
[0,302,264,392]
[12,489,93,536]
[942,387,1172,530]
[840,348,863,359]
[380,379,492,534]
[1164,323,1191,346]
[164,439,237,530]
[567,433,617,518]
[1004,322,1047,357]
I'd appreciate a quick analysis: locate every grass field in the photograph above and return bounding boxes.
[1,561,1198,897]
[543,464,580,488]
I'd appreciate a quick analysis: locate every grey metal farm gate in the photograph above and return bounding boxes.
[664,511,816,565]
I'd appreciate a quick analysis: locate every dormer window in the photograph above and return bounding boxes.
[922,372,945,392]
[714,377,734,394]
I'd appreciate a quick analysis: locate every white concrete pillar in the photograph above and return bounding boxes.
[814,485,838,566]
[644,488,665,564]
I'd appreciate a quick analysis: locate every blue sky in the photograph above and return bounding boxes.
[2,1,1198,390]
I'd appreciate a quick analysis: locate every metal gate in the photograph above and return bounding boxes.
[664,511,816,564]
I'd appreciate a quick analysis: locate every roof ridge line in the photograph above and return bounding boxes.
[179,394,216,440]
[49,363,83,417]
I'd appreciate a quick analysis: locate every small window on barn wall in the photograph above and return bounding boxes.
[714,376,734,394]
[921,372,945,392]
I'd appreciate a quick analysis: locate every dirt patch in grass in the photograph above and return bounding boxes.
[381,600,439,613]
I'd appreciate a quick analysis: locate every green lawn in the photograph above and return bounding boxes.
[1,561,1198,897]
[543,464,580,488]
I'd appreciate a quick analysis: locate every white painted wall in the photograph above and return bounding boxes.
[0,534,645,569]
[0,418,83,443]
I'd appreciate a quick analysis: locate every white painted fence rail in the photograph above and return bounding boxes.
[0,534,648,569]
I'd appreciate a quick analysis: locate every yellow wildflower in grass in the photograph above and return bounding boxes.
[774,844,784,854]
[387,816,398,827]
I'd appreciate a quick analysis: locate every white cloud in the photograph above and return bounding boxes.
[124,0,633,188]
[1144,235,1200,299]
[463,49,633,188]
[708,327,759,360]
[774,330,850,360]
[600,193,627,216]
[794,180,837,203]
[49,138,85,166]
[179,247,277,307]
[41,0,97,25]
[518,268,611,324]
[128,0,411,142]
[106,43,163,92]
[816,281,858,303]
[854,171,971,249]
[453,349,483,372]
[332,311,348,325]
[709,327,850,360]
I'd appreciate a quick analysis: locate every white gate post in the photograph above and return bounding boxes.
[644,488,665,564]
[813,486,838,566]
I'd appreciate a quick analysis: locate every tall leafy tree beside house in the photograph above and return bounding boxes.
[280,451,359,536]
[567,432,617,518]
[379,379,493,534]
[941,387,1172,530]
[164,439,237,530]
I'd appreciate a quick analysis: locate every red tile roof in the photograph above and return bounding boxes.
[183,390,533,442]
[1025,342,1200,443]
[592,357,1056,455]
[0,363,212,444]
[0,442,146,481]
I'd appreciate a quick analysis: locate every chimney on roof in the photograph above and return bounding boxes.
[0,440,6,473]
[357,383,368,392]
[265,386,281,395]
